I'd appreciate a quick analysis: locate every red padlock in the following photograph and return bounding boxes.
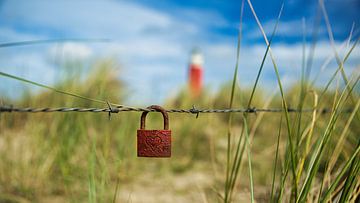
[137,105,171,157]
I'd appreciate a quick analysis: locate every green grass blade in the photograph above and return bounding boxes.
[224,0,245,202]
[270,115,283,202]
[338,146,360,202]
[246,3,283,108]
[225,2,283,201]
[320,143,360,202]
[246,1,298,199]
[0,71,105,104]
[228,128,246,198]
[271,116,284,202]
[0,71,132,108]
[243,117,254,203]
[294,17,307,160]
[315,38,359,100]
[0,38,110,48]
[304,1,322,81]
[320,0,360,122]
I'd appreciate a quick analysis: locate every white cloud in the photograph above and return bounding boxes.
[1,0,172,38]
[48,43,93,62]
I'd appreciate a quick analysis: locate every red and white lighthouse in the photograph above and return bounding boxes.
[188,48,204,97]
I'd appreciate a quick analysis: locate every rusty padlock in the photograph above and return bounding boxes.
[137,105,171,157]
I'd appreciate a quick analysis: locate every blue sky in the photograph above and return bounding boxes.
[0,0,359,104]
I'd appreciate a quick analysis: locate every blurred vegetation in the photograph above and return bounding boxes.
[0,59,359,202]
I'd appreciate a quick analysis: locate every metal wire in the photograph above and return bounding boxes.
[0,71,357,116]
[0,105,355,115]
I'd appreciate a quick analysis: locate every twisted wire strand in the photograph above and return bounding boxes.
[0,105,355,115]
[0,71,356,115]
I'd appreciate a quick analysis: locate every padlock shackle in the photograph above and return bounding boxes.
[140,105,169,130]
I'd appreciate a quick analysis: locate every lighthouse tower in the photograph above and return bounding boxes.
[188,48,204,97]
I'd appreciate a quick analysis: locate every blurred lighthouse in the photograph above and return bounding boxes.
[188,48,204,97]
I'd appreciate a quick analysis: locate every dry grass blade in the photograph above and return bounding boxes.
[297,75,360,202]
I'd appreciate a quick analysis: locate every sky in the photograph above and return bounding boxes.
[0,0,359,104]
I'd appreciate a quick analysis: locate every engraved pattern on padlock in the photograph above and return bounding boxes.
[137,105,171,157]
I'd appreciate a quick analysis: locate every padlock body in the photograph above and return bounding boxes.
[137,130,171,157]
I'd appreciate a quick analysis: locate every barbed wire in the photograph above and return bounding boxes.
[0,105,355,115]
[0,71,358,117]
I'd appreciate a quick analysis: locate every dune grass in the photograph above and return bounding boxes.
[0,58,359,202]
[222,0,359,202]
[0,1,359,202]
